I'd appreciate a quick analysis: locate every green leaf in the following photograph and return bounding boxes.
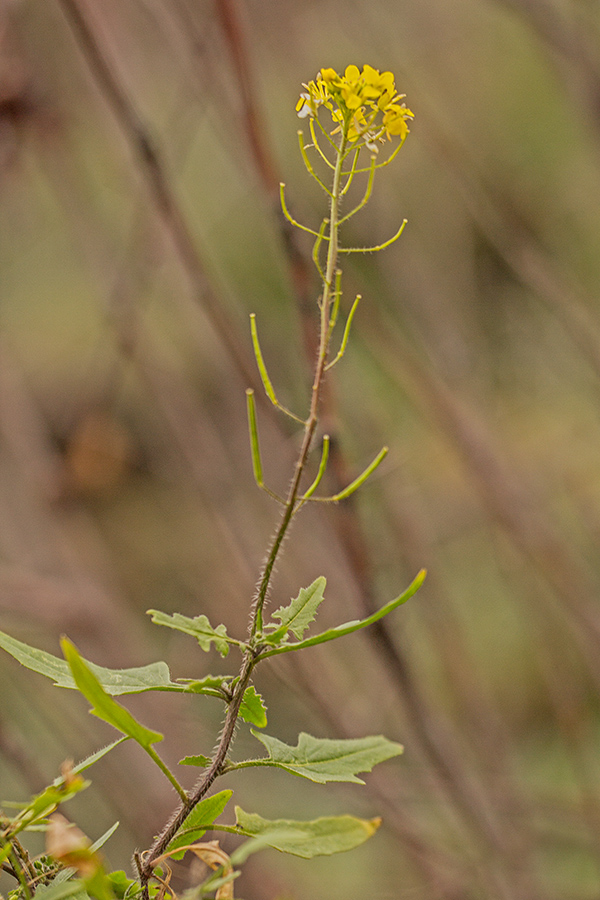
[106,871,135,900]
[194,870,240,897]
[34,880,89,900]
[229,837,271,866]
[239,686,267,727]
[46,868,80,890]
[258,569,426,659]
[61,639,163,749]
[12,775,90,833]
[263,578,326,643]
[90,822,120,853]
[0,630,183,695]
[82,867,114,900]
[248,732,403,783]
[165,791,233,859]
[53,741,127,786]
[234,807,380,858]
[179,755,211,768]
[147,611,232,658]
[177,675,232,698]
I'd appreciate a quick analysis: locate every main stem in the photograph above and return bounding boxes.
[140,128,348,889]
[140,652,255,885]
[251,131,347,636]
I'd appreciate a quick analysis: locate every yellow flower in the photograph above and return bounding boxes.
[320,68,341,87]
[296,64,413,149]
[382,102,414,140]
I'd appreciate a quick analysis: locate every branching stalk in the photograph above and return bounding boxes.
[139,66,413,897]
[310,446,389,502]
[250,129,348,637]
[140,651,256,884]
[279,183,323,237]
[328,269,343,333]
[338,219,407,254]
[145,748,188,803]
[310,118,335,169]
[339,157,376,224]
[326,295,361,370]
[298,131,332,196]
[299,435,330,504]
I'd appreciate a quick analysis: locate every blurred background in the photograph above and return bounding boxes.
[2,0,600,897]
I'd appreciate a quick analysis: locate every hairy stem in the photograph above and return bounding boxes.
[251,131,347,636]
[140,126,348,894]
[140,652,256,883]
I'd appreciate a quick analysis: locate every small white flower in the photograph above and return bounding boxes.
[296,93,314,118]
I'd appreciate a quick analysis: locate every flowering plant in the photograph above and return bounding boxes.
[296,64,413,150]
[0,66,421,900]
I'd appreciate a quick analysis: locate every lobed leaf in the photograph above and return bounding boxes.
[61,639,163,749]
[248,731,403,783]
[0,630,183,695]
[234,808,380,858]
[179,753,211,768]
[258,569,426,659]
[177,675,232,698]
[239,686,267,728]
[263,578,326,643]
[165,791,233,859]
[147,611,231,658]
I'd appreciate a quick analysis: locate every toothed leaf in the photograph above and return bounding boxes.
[179,755,211,768]
[239,686,267,727]
[178,675,232,697]
[249,731,403,783]
[265,577,326,643]
[165,791,232,859]
[234,807,380,858]
[0,630,184,694]
[148,611,231,658]
[259,570,426,658]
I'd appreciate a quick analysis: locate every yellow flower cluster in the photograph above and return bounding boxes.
[296,64,413,149]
